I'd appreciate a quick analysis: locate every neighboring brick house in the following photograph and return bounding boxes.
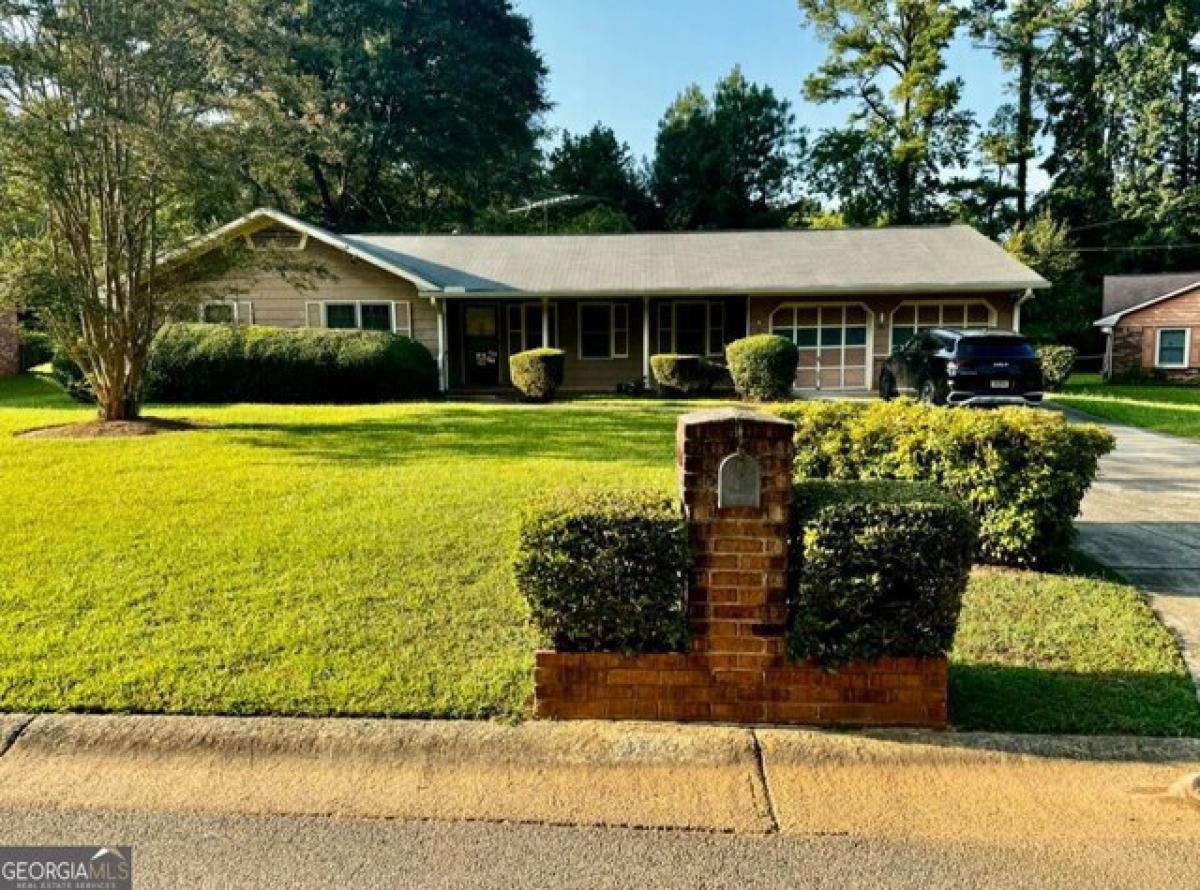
[1097,273,1200,381]
[0,312,19,377]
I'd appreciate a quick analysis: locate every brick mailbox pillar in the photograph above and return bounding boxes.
[534,407,948,728]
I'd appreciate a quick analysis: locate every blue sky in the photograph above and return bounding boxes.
[514,0,1010,164]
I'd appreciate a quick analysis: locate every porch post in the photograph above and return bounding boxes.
[642,295,651,384]
[433,296,449,393]
[541,297,550,348]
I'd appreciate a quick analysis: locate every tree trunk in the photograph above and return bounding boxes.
[97,390,140,422]
[1181,51,1192,190]
[1016,45,1034,225]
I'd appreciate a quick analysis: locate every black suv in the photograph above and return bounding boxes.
[879,329,1044,407]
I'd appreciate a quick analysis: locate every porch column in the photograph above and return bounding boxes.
[642,295,651,384]
[541,297,550,348]
[432,296,449,393]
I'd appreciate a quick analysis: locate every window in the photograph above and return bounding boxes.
[890,301,994,350]
[507,303,559,355]
[201,302,236,324]
[579,303,628,360]
[319,301,408,334]
[1156,328,1190,368]
[657,302,726,356]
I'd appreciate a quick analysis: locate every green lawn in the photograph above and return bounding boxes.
[1,375,1197,735]
[1051,372,1200,440]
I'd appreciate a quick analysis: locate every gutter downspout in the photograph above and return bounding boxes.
[1013,288,1034,332]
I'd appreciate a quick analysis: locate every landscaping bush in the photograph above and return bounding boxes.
[509,348,565,401]
[145,323,438,403]
[773,400,1115,567]
[1037,344,1077,391]
[50,348,93,403]
[18,329,53,371]
[725,334,799,401]
[649,354,721,396]
[514,487,689,653]
[789,480,975,666]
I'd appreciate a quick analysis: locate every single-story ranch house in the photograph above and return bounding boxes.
[1097,272,1200,381]
[172,209,1048,394]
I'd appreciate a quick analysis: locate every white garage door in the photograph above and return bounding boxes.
[770,303,872,390]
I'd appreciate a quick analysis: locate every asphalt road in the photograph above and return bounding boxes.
[1,808,1197,890]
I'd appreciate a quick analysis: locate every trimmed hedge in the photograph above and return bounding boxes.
[649,354,721,396]
[510,348,565,401]
[145,323,438,403]
[726,334,799,401]
[514,487,689,653]
[18,329,53,371]
[789,480,975,665]
[1037,344,1076,391]
[773,400,1115,567]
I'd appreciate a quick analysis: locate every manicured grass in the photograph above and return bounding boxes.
[1051,372,1200,439]
[0,375,1196,734]
[951,564,1200,736]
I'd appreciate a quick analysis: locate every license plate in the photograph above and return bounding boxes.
[990,379,1011,390]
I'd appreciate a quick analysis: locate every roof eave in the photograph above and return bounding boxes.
[418,280,1049,299]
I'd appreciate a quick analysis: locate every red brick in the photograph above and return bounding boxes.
[659,701,712,721]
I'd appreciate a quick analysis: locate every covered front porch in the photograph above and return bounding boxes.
[435,296,747,393]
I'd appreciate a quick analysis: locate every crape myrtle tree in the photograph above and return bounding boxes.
[0,0,264,421]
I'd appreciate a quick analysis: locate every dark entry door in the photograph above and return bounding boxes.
[463,304,500,386]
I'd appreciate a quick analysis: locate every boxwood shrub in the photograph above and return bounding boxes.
[510,348,566,401]
[773,400,1115,567]
[18,329,53,371]
[649,354,721,397]
[788,480,975,666]
[514,487,689,653]
[145,323,437,403]
[1036,344,1077,391]
[726,334,799,402]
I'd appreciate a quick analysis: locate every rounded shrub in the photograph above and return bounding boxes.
[726,334,799,402]
[649,354,721,397]
[1037,344,1077,391]
[772,400,1115,567]
[144,323,437,403]
[789,480,976,666]
[514,487,689,653]
[18,329,53,371]
[509,348,566,402]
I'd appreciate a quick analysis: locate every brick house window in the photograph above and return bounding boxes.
[1156,328,1190,368]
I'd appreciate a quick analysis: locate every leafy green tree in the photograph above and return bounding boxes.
[237,0,549,232]
[1005,211,1092,345]
[652,67,797,229]
[799,0,974,224]
[0,0,256,420]
[548,124,656,228]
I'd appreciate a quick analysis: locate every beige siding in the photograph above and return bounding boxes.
[196,241,440,357]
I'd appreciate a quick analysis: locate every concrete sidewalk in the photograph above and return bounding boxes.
[0,714,1196,843]
[1071,414,1200,697]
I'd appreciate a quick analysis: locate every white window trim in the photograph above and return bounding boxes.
[888,299,997,351]
[1155,327,1191,369]
[768,301,874,391]
[656,301,726,356]
[304,299,411,335]
[507,302,559,354]
[200,300,254,325]
[578,302,628,361]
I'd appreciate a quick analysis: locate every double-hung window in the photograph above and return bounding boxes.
[1156,328,1190,368]
[658,302,725,356]
[322,301,403,333]
[579,303,629,360]
[507,303,559,354]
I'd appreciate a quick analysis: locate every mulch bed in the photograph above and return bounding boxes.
[16,417,205,439]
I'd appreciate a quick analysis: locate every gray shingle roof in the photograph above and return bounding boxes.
[1102,272,1200,316]
[342,225,1047,296]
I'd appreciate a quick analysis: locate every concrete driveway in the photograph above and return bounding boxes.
[1074,417,1200,697]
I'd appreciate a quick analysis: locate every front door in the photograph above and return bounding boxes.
[463,304,500,386]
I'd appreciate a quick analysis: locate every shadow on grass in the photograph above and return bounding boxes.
[948,663,1200,739]
[222,406,686,467]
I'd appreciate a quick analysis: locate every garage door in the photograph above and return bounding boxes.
[769,304,871,390]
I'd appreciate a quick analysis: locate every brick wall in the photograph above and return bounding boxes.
[1109,285,1200,381]
[0,312,18,377]
[533,408,949,729]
